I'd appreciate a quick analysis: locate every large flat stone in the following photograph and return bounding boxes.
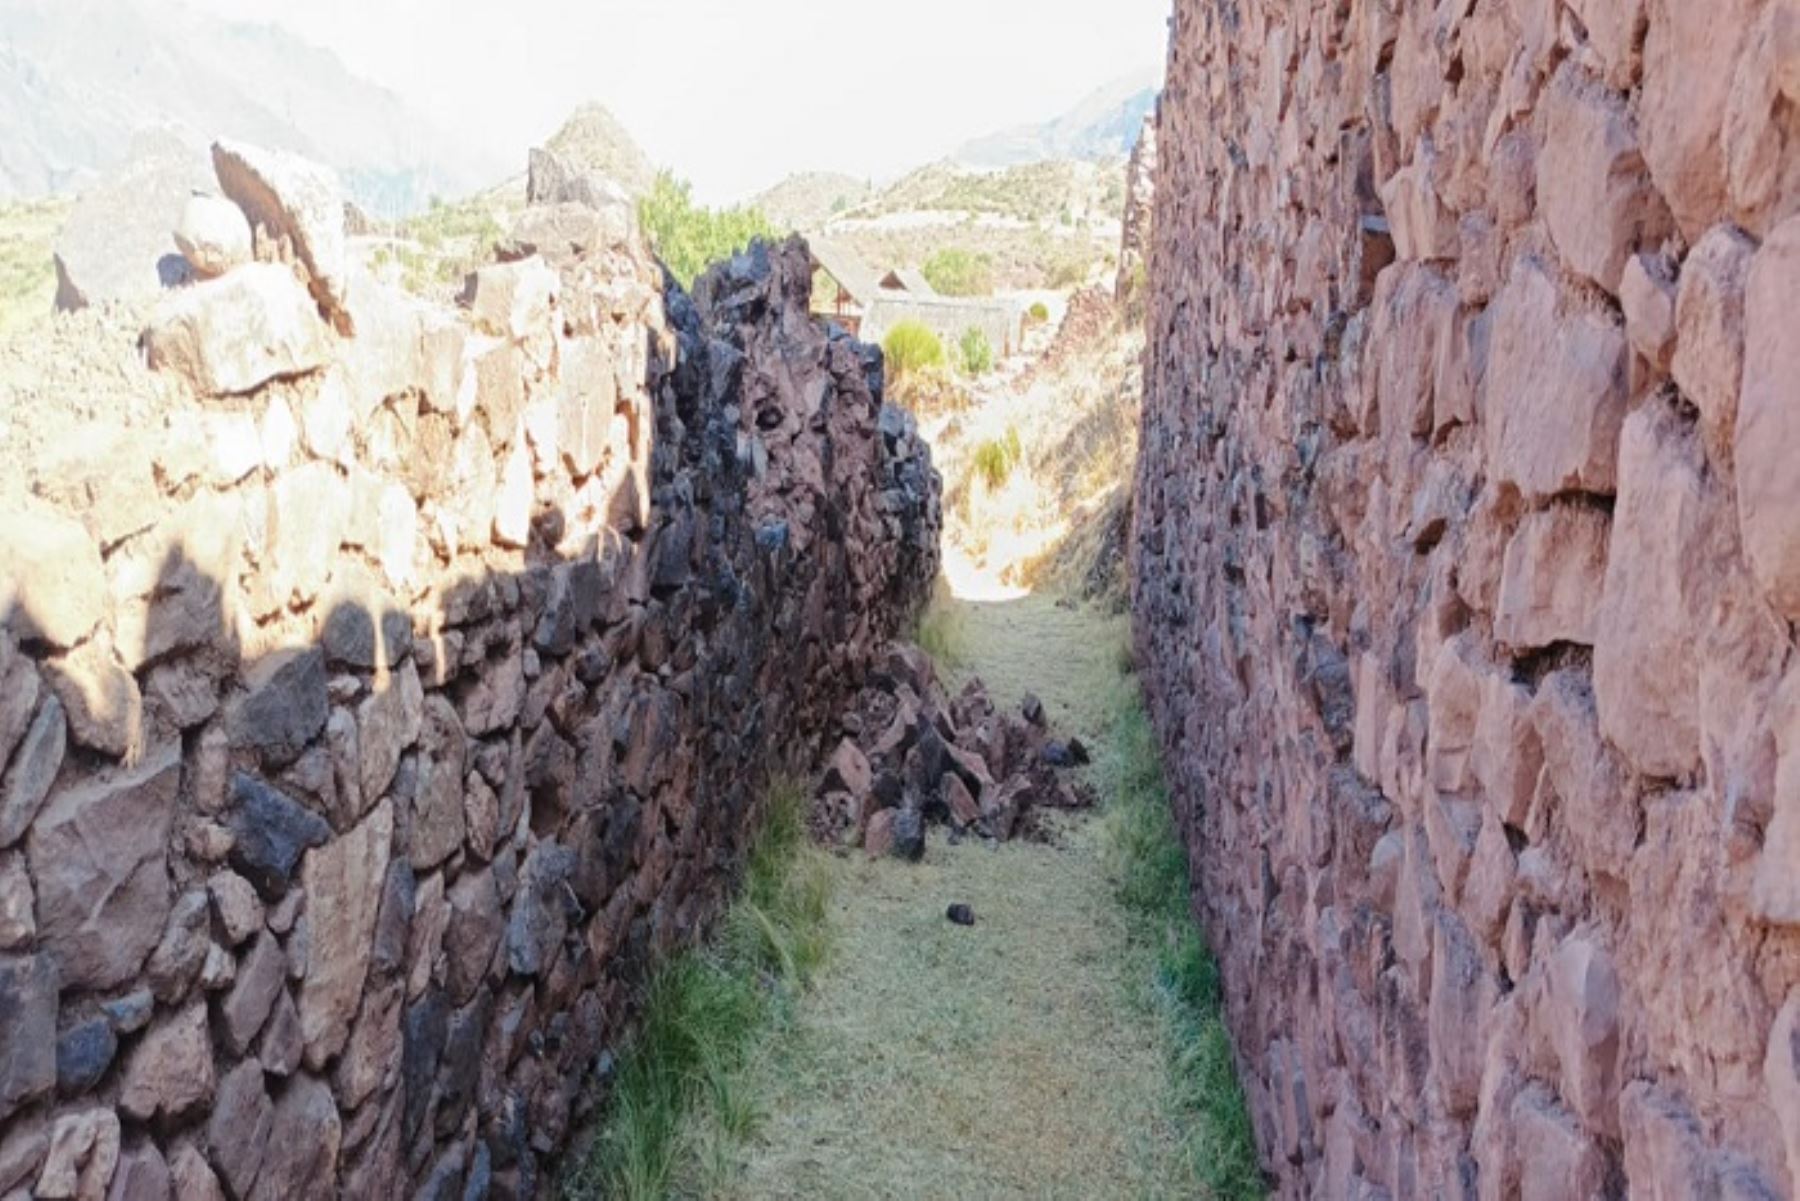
[213,139,351,332]
[297,799,393,1070]
[0,953,56,1123]
[144,263,331,397]
[1737,216,1800,620]
[27,745,180,991]
[1484,259,1631,501]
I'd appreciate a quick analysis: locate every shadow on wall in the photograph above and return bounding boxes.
[0,230,939,1200]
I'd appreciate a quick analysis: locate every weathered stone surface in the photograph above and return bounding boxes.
[222,933,287,1055]
[0,694,62,847]
[0,501,107,652]
[0,854,31,950]
[175,193,254,279]
[167,1144,224,1201]
[144,890,208,1004]
[443,868,503,1004]
[44,639,141,760]
[208,870,264,947]
[507,841,576,977]
[144,263,330,396]
[231,648,329,768]
[1495,505,1610,651]
[1593,402,1705,779]
[356,658,423,806]
[28,746,179,991]
[462,256,559,342]
[1538,62,1673,294]
[1621,252,1678,371]
[1673,225,1757,463]
[212,139,351,330]
[297,799,392,1069]
[408,697,465,871]
[245,1072,340,1201]
[1737,215,1800,620]
[36,1108,119,1201]
[225,772,331,898]
[1484,260,1631,501]
[119,999,213,1121]
[207,1059,271,1200]
[0,954,56,1122]
[55,1018,116,1097]
[104,1141,170,1201]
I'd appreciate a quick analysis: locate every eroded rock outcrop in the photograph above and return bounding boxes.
[1134,1,1800,1196]
[0,139,937,1197]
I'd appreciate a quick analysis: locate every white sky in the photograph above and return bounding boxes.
[180,0,1171,202]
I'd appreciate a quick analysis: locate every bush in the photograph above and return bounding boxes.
[972,426,1023,490]
[882,321,946,379]
[958,327,994,376]
[921,247,995,297]
[639,170,775,289]
[1027,301,1051,324]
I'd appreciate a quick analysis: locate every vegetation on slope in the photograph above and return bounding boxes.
[921,247,995,297]
[565,780,832,1200]
[0,198,72,332]
[639,172,776,290]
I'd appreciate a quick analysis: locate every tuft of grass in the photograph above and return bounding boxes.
[971,425,1024,491]
[1102,677,1265,1200]
[565,780,832,1201]
[958,326,995,376]
[912,584,969,671]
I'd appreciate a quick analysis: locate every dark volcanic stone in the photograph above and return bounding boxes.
[231,648,329,766]
[946,903,976,926]
[55,1017,117,1095]
[226,772,332,897]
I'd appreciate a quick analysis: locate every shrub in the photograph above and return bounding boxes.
[882,321,946,379]
[921,247,995,297]
[958,327,994,376]
[639,170,775,289]
[1027,301,1051,324]
[972,426,1023,490]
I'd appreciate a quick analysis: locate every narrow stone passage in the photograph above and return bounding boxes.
[675,596,1206,1200]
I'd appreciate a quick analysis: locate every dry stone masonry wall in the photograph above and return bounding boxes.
[1134,0,1800,1196]
[0,141,938,1199]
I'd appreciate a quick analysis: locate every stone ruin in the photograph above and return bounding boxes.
[0,138,939,1198]
[1133,0,1800,1196]
[813,642,1093,858]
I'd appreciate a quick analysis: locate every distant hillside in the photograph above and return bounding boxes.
[0,0,506,216]
[954,72,1159,169]
[753,172,872,232]
[540,103,659,199]
[854,159,1125,227]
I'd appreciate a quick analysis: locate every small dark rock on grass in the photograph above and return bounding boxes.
[1040,737,1091,768]
[946,903,976,926]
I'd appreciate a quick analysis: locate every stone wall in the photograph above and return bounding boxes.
[1133,1,1800,1196]
[0,142,938,1199]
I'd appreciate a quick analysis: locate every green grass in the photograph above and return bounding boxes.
[958,326,994,376]
[1102,680,1264,1200]
[972,426,1024,490]
[565,780,833,1201]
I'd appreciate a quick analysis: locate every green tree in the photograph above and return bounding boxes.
[921,247,995,297]
[638,171,776,289]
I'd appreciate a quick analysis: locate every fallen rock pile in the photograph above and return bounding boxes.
[814,642,1091,857]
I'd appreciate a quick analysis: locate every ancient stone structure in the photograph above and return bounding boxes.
[0,143,937,1198]
[1116,111,1158,308]
[1133,1,1800,1196]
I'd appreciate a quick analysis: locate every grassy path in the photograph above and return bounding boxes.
[657,594,1259,1200]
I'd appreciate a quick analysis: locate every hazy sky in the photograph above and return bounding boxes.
[180,0,1171,202]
